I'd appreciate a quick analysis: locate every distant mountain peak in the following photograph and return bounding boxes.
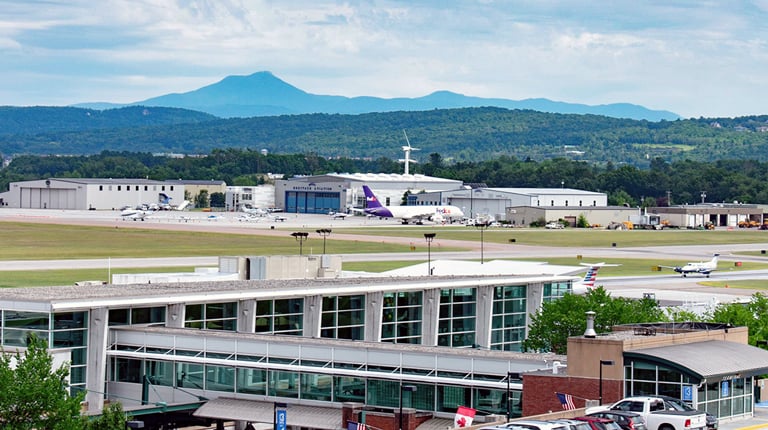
[117,71,681,121]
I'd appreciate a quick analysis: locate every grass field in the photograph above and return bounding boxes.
[0,222,433,259]
[3,221,768,288]
[333,226,768,247]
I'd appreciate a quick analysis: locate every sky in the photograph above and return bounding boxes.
[1,1,767,119]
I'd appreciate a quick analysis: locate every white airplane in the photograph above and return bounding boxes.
[329,211,350,220]
[242,205,267,216]
[659,254,719,277]
[120,208,152,221]
[571,262,621,294]
[361,185,464,225]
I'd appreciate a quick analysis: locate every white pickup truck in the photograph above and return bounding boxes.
[586,396,707,430]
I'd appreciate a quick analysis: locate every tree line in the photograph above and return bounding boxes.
[4,150,768,206]
[2,106,768,166]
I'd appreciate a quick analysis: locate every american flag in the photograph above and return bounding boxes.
[556,392,576,410]
[347,421,367,430]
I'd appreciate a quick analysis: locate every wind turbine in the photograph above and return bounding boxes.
[399,130,420,175]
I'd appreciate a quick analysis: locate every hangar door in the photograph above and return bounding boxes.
[21,188,77,209]
[285,191,340,214]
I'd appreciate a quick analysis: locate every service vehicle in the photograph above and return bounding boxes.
[587,396,707,430]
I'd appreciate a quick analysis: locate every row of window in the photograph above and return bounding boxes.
[98,185,174,191]
[110,357,522,417]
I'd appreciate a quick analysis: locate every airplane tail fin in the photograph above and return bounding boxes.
[711,253,720,264]
[581,266,600,289]
[362,185,384,209]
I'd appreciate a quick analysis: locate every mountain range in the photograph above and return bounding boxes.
[74,71,680,121]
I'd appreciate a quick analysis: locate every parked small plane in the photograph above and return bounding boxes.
[360,185,464,224]
[659,254,719,277]
[242,205,267,216]
[329,211,350,220]
[120,208,152,221]
[571,262,621,294]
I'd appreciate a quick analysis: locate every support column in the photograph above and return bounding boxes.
[366,291,384,342]
[166,303,185,328]
[474,285,494,349]
[421,289,440,346]
[304,295,323,338]
[238,299,256,333]
[85,307,109,413]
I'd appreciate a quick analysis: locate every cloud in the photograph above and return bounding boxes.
[0,0,767,117]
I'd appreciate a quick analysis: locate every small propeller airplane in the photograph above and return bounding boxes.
[659,254,719,277]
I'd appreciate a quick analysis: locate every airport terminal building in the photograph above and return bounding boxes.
[0,272,576,426]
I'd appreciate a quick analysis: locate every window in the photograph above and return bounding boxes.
[438,288,477,347]
[490,285,526,351]
[321,295,365,340]
[381,291,423,344]
[185,302,237,331]
[254,298,304,336]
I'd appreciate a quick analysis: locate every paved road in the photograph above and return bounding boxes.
[2,208,768,304]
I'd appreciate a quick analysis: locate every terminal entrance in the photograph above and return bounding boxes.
[285,191,341,214]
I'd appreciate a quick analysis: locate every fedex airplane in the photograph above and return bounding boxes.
[361,185,465,224]
[571,262,620,294]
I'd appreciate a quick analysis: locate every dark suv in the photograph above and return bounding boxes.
[586,411,647,430]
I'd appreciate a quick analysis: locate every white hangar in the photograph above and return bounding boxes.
[0,178,186,210]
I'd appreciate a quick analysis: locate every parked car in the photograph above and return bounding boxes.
[574,416,624,430]
[655,395,717,430]
[587,411,648,430]
[479,420,569,430]
[587,396,707,430]
[552,418,593,430]
[545,221,564,229]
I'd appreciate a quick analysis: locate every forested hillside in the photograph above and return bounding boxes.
[4,150,768,206]
[1,106,768,166]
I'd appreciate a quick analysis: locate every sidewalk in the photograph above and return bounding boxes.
[718,404,768,430]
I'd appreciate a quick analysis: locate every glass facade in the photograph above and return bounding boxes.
[490,285,527,351]
[382,291,423,344]
[438,288,476,348]
[321,295,365,340]
[185,302,237,331]
[625,360,753,421]
[285,191,341,214]
[544,281,571,302]
[108,306,166,326]
[0,310,89,393]
[254,298,304,335]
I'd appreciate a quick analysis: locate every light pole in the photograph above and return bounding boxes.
[475,219,490,264]
[316,228,332,254]
[424,233,436,276]
[399,384,417,430]
[290,232,309,255]
[599,359,614,404]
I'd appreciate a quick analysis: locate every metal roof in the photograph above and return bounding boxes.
[194,398,340,429]
[624,340,768,380]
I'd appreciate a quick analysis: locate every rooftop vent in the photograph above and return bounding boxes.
[584,311,597,338]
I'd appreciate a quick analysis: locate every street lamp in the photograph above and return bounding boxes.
[290,232,309,255]
[424,233,436,276]
[316,228,332,254]
[475,219,490,264]
[599,359,614,404]
[399,384,417,430]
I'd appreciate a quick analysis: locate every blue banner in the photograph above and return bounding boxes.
[276,409,287,430]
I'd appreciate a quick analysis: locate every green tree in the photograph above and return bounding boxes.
[709,293,768,345]
[83,402,130,430]
[0,333,84,429]
[210,192,226,208]
[524,287,666,354]
[576,214,590,228]
[195,189,209,208]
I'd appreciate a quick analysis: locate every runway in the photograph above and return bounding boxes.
[1,207,767,306]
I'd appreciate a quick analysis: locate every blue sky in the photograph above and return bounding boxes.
[1,0,767,118]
